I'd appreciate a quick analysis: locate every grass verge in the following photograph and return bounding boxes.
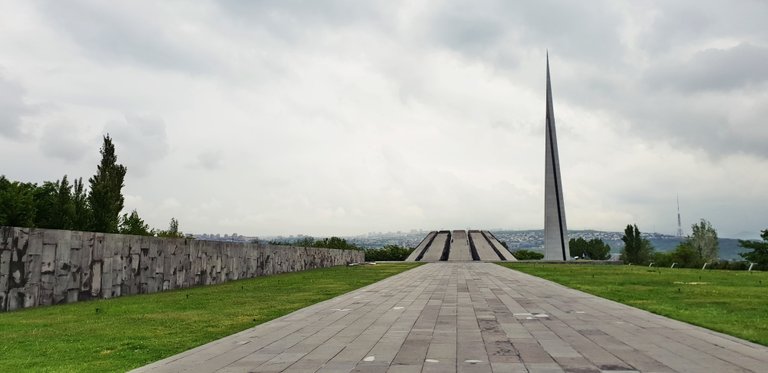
[499,263,768,346]
[0,263,421,372]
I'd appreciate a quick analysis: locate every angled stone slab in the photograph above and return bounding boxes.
[483,231,517,261]
[420,232,449,262]
[469,231,500,261]
[405,231,436,262]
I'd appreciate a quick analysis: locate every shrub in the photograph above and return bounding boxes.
[364,245,413,261]
[670,241,705,268]
[513,249,544,260]
[708,261,751,271]
[269,236,362,251]
[652,251,674,267]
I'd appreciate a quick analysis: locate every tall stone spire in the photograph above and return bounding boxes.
[544,53,570,261]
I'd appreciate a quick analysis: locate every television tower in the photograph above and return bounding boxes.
[676,195,683,237]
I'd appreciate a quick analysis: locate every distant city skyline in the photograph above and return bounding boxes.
[1,1,766,239]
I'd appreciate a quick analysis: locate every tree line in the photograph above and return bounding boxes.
[268,237,416,261]
[621,220,767,270]
[512,237,612,260]
[0,135,184,238]
[506,219,767,270]
[269,236,363,251]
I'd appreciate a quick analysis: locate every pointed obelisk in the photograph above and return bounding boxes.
[544,53,571,261]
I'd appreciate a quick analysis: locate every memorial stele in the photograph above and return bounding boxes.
[543,53,571,261]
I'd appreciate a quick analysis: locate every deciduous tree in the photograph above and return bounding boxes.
[689,219,719,261]
[569,237,612,260]
[33,176,76,229]
[621,224,653,264]
[739,229,768,269]
[156,217,185,238]
[119,209,153,236]
[32,181,58,228]
[671,241,705,268]
[71,177,91,231]
[0,176,36,227]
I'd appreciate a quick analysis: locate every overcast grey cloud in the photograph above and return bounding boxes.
[0,74,33,138]
[39,121,91,161]
[424,0,625,64]
[638,0,768,53]
[1,1,766,239]
[647,43,768,92]
[36,1,219,73]
[195,150,223,171]
[104,115,170,176]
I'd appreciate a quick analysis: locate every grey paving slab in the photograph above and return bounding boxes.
[131,263,768,373]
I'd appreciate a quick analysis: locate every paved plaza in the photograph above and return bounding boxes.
[133,263,768,372]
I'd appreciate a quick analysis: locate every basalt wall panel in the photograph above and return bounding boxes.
[0,226,363,312]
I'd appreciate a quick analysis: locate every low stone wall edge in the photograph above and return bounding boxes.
[0,226,363,312]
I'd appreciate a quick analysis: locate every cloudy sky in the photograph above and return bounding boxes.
[1,1,767,238]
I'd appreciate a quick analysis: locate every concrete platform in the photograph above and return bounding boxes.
[407,230,516,262]
[132,263,768,373]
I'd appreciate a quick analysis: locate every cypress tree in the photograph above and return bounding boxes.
[88,135,127,233]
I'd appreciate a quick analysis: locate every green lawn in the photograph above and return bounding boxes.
[0,263,420,373]
[499,263,768,346]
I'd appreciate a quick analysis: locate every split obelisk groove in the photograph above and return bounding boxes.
[544,53,570,261]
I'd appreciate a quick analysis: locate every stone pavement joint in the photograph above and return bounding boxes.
[131,263,768,373]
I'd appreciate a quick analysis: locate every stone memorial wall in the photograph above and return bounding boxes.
[0,226,363,312]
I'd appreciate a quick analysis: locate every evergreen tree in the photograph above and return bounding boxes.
[88,135,127,233]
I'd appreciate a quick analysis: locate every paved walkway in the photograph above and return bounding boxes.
[133,263,768,373]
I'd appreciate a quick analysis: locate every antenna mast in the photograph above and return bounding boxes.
[676,195,683,237]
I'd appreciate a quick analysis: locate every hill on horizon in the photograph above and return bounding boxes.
[491,229,748,261]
